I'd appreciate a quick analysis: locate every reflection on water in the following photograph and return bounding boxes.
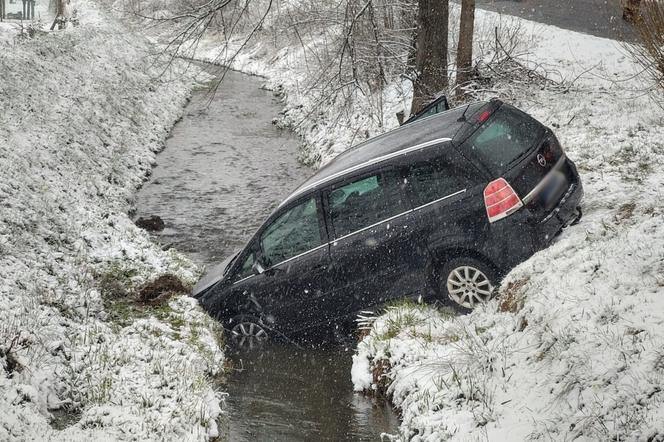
[222,345,398,441]
[135,67,399,441]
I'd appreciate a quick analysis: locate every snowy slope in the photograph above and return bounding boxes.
[185,5,664,441]
[0,2,225,440]
[348,15,664,442]
[189,4,645,164]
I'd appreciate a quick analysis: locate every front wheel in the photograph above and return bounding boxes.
[439,257,497,310]
[228,315,269,350]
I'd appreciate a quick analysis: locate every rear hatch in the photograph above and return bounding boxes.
[456,103,574,220]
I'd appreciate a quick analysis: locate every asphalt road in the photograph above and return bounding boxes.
[475,0,636,41]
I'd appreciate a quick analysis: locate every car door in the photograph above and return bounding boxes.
[324,167,429,316]
[405,146,486,275]
[251,194,331,334]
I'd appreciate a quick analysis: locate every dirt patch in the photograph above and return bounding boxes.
[499,276,530,313]
[138,274,189,305]
[0,335,26,377]
[101,274,191,327]
[2,351,22,377]
[616,202,636,223]
[50,407,83,431]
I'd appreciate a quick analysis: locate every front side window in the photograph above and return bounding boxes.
[408,156,474,207]
[260,197,323,266]
[327,170,407,238]
[235,251,255,281]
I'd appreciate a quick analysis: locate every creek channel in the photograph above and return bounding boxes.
[135,68,399,441]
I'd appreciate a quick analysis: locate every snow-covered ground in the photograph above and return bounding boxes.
[185,5,664,441]
[348,15,664,442]
[0,1,225,440]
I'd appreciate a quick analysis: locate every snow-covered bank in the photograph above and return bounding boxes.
[189,5,642,167]
[184,5,664,441]
[0,2,224,440]
[348,18,664,442]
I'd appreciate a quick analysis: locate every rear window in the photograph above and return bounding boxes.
[461,106,545,174]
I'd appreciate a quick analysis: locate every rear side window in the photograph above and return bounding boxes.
[408,156,476,207]
[327,170,406,238]
[461,106,545,174]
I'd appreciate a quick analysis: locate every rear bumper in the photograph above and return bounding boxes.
[484,161,583,273]
[532,178,583,249]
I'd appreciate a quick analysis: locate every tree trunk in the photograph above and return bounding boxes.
[411,0,449,115]
[50,0,63,30]
[622,0,641,22]
[456,0,475,99]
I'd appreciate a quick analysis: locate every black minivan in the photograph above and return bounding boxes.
[193,99,583,344]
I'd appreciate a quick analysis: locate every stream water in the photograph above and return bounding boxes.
[135,68,399,441]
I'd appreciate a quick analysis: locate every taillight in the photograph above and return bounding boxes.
[484,178,524,223]
[477,110,492,123]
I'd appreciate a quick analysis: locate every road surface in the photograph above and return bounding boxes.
[476,0,636,41]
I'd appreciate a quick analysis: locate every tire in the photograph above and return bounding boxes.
[228,314,269,350]
[438,257,498,311]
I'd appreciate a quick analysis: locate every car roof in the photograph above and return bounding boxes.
[280,101,487,207]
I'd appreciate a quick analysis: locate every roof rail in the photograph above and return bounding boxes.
[279,136,451,208]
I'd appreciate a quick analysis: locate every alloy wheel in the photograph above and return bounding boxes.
[446,265,494,309]
[230,321,268,350]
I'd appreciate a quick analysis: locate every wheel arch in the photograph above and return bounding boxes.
[426,247,501,310]
[427,246,502,285]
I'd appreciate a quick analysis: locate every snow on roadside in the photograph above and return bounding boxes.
[0,1,224,440]
[185,5,664,441]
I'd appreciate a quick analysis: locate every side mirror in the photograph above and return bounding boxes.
[252,260,266,275]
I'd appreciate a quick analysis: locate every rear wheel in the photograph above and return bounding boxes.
[229,315,268,350]
[439,257,497,310]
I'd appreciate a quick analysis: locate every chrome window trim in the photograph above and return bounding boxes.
[279,137,452,208]
[412,188,467,212]
[232,243,328,285]
[269,242,329,269]
[332,210,412,244]
[234,274,254,285]
[522,154,567,204]
[332,188,467,244]
[233,187,467,284]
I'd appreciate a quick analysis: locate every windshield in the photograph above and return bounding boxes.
[460,105,545,174]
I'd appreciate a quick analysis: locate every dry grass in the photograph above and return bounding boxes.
[616,202,637,223]
[371,358,393,398]
[498,276,530,313]
[625,0,664,105]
